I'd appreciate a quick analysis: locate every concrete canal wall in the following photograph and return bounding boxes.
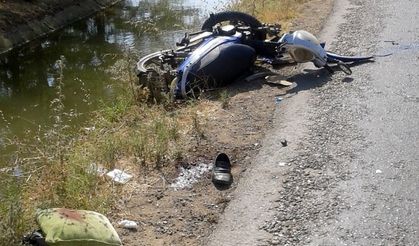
[0,0,121,54]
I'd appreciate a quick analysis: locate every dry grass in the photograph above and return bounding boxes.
[230,0,309,30]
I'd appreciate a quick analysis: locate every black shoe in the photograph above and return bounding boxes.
[212,153,233,188]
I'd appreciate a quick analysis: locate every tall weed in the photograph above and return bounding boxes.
[230,0,308,28]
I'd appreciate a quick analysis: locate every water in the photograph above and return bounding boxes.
[0,0,228,166]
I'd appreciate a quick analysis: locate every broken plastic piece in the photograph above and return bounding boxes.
[106,169,133,184]
[265,75,293,86]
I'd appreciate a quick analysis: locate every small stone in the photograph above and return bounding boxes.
[375,169,383,174]
[280,139,288,147]
[278,162,287,167]
[271,239,281,245]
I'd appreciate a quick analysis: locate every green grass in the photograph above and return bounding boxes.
[219,89,230,109]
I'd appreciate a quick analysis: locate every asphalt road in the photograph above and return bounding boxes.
[207,0,418,245]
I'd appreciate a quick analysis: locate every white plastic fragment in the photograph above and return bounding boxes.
[265,75,294,86]
[106,169,133,184]
[118,220,138,230]
[278,80,293,86]
[375,169,383,174]
[84,126,96,132]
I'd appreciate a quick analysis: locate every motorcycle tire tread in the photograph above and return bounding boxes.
[201,11,266,40]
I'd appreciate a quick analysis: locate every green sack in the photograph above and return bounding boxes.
[36,208,122,246]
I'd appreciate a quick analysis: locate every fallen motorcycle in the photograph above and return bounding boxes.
[136,11,374,99]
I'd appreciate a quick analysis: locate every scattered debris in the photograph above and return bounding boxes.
[118,220,139,230]
[280,139,288,147]
[170,163,212,190]
[278,80,294,86]
[275,96,284,105]
[265,75,294,86]
[106,169,133,184]
[83,126,96,132]
[384,40,399,45]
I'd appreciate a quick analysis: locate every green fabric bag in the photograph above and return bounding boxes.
[36,208,122,246]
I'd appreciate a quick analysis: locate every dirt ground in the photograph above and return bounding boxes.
[110,0,334,245]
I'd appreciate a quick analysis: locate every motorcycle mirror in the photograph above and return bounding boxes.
[176,33,190,47]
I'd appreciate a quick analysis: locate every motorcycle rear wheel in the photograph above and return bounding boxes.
[201,11,266,40]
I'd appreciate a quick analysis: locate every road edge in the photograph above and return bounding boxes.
[204,0,349,245]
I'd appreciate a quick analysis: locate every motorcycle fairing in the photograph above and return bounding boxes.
[279,30,328,67]
[176,34,244,97]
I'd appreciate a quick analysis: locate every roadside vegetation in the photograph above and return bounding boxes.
[230,0,308,29]
[0,56,203,244]
[0,0,310,244]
